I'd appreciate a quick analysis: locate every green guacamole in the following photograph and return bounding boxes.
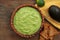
[13,7,42,35]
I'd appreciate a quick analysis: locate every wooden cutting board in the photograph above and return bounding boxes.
[0,0,60,40]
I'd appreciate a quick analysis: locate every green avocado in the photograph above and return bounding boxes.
[13,7,42,35]
[36,0,45,7]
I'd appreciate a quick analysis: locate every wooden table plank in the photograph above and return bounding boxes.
[0,0,60,40]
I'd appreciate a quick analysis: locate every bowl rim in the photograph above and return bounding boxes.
[10,4,44,38]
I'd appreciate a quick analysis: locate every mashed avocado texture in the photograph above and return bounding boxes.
[13,7,42,35]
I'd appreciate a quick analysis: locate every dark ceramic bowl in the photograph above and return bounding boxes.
[10,4,44,38]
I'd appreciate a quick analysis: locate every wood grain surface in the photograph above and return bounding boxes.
[0,0,60,40]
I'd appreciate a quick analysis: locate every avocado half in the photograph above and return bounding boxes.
[35,0,60,29]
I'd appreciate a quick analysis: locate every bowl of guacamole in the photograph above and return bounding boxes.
[10,4,44,38]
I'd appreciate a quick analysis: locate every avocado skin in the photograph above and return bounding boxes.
[48,5,60,22]
[36,0,45,7]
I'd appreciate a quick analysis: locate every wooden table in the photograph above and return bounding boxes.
[0,0,60,40]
